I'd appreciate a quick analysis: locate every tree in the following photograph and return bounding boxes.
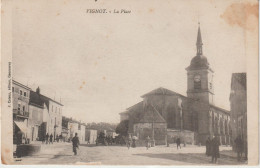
[115,120,129,136]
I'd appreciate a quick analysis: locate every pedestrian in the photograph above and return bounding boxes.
[211,135,220,164]
[72,133,80,155]
[176,137,181,150]
[145,136,151,150]
[42,134,45,144]
[132,137,136,148]
[234,135,244,161]
[127,135,132,149]
[45,133,49,144]
[206,137,211,156]
[50,134,53,144]
[59,134,62,142]
[56,134,59,142]
[87,137,90,144]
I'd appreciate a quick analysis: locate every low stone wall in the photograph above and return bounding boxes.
[167,129,194,145]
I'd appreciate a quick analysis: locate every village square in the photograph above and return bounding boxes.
[12,25,247,165]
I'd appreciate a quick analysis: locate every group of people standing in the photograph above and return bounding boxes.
[42,133,63,144]
[205,136,220,163]
[206,135,246,164]
[126,135,137,149]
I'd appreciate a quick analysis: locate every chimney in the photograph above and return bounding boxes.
[36,87,40,94]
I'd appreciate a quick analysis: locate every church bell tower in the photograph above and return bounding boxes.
[186,24,214,104]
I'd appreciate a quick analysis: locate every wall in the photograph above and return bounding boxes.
[133,122,167,145]
[28,104,43,141]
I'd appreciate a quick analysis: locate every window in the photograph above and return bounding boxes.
[12,87,14,92]
[194,81,201,89]
[20,90,23,96]
[24,92,27,97]
[55,107,57,113]
[18,104,21,112]
[23,105,25,112]
[209,83,212,89]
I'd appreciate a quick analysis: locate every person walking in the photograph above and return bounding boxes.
[211,136,220,164]
[127,135,132,149]
[72,133,80,155]
[42,134,46,144]
[59,134,62,143]
[176,137,181,150]
[145,136,151,150]
[206,137,211,156]
[45,133,49,144]
[50,134,53,144]
[234,135,244,161]
[56,134,59,142]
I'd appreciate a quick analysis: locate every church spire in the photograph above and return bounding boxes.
[196,23,203,56]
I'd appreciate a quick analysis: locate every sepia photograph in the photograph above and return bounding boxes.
[1,0,259,166]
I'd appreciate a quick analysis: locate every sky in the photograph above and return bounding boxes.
[12,0,248,124]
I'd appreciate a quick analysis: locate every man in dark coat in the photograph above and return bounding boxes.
[176,137,181,150]
[45,133,49,144]
[50,134,53,144]
[211,136,220,163]
[206,137,211,156]
[234,135,244,161]
[72,133,80,155]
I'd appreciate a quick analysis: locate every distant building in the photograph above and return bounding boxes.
[85,129,98,144]
[120,25,231,145]
[12,80,31,145]
[79,123,86,142]
[230,73,247,152]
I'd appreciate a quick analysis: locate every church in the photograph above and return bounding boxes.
[119,25,231,146]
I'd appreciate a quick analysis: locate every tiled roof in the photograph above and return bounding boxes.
[126,101,144,112]
[30,91,63,110]
[12,80,31,90]
[141,87,186,98]
[29,91,46,108]
[138,106,166,123]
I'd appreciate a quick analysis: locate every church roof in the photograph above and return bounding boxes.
[186,24,212,71]
[210,104,230,114]
[141,87,186,98]
[126,101,144,111]
[187,55,210,70]
[137,106,166,123]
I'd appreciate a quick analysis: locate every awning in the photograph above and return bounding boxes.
[14,121,27,133]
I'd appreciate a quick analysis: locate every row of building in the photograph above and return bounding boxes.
[12,80,117,146]
[13,80,63,145]
[119,25,247,152]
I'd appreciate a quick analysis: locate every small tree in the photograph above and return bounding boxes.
[115,120,129,136]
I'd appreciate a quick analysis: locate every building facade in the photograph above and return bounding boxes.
[29,87,63,141]
[230,73,247,153]
[120,25,231,145]
[12,80,31,145]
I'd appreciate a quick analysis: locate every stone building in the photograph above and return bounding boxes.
[12,80,31,145]
[230,73,247,152]
[120,25,231,145]
[29,87,63,141]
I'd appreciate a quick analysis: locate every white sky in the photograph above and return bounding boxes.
[13,0,247,123]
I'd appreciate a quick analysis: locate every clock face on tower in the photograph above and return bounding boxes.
[194,75,201,82]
